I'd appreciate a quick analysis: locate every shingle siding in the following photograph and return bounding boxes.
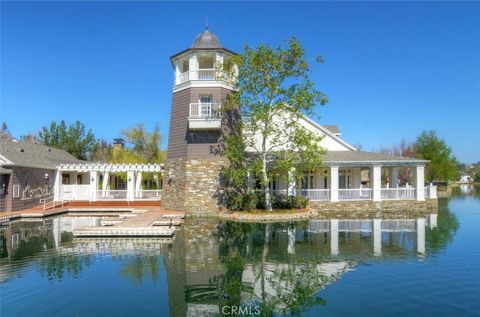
[0,166,54,212]
[167,86,235,160]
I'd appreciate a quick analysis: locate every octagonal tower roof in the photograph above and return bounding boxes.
[191,27,222,49]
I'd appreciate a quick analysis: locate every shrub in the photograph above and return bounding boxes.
[226,192,258,211]
[227,191,309,211]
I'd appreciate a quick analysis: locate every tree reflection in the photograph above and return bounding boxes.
[426,201,459,253]
[120,256,160,285]
[38,253,93,281]
[215,222,331,316]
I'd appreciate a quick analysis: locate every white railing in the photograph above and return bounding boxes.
[41,196,69,211]
[198,68,216,80]
[178,71,189,83]
[300,189,330,201]
[381,187,416,200]
[134,190,162,200]
[96,190,128,200]
[62,184,91,200]
[338,188,372,200]
[176,69,232,85]
[189,103,221,118]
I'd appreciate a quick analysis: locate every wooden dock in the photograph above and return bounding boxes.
[72,208,185,237]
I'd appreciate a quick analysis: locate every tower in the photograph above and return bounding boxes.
[162,27,238,213]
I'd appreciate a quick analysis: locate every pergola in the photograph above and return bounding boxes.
[54,163,164,202]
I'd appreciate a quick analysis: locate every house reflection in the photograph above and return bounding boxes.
[163,214,438,317]
[0,212,452,317]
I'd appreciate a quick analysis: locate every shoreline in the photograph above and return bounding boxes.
[1,199,439,224]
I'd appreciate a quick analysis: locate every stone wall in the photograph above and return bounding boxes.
[309,198,438,219]
[162,158,226,214]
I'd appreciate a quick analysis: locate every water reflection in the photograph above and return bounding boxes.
[0,204,460,316]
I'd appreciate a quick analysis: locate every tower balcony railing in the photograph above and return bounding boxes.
[189,103,221,118]
[176,69,232,85]
[188,103,222,130]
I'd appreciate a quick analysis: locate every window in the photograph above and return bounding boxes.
[302,170,315,189]
[199,96,213,117]
[116,177,126,190]
[62,174,70,185]
[13,185,20,198]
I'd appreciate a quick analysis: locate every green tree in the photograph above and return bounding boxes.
[475,171,480,183]
[223,37,328,211]
[39,120,96,160]
[91,138,112,162]
[111,123,165,164]
[414,130,459,182]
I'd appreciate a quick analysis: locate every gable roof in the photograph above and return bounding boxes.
[0,138,84,169]
[300,115,357,151]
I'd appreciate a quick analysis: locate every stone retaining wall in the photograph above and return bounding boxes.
[309,198,438,219]
[162,158,226,214]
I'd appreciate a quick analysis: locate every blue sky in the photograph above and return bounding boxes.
[1,1,479,163]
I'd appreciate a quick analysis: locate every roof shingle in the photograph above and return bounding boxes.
[0,138,84,169]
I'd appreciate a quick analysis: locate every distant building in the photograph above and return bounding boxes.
[459,174,472,183]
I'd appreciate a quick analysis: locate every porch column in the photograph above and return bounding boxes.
[391,167,399,188]
[329,166,339,202]
[414,165,425,201]
[102,172,109,198]
[330,219,339,256]
[127,170,135,201]
[89,171,98,201]
[373,219,382,256]
[428,183,437,199]
[371,165,382,202]
[174,60,181,85]
[416,218,426,254]
[188,53,198,80]
[53,170,62,201]
[135,172,142,198]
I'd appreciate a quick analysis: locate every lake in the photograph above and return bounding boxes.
[1,186,479,317]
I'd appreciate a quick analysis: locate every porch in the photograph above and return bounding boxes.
[259,151,437,202]
[54,163,164,202]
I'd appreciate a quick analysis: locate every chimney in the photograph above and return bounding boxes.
[113,138,125,150]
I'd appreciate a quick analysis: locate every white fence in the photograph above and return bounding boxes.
[300,189,330,201]
[338,188,372,200]
[61,184,91,200]
[61,185,161,201]
[134,190,162,200]
[97,190,128,200]
[381,188,416,200]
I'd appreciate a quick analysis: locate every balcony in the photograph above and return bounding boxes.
[176,69,231,86]
[188,103,222,130]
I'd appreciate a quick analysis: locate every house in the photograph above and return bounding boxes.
[459,174,472,183]
[1,28,437,213]
[0,138,82,212]
[161,28,437,213]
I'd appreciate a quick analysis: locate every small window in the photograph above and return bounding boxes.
[13,185,20,198]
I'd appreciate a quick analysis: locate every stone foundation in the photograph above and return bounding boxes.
[309,198,438,219]
[162,158,226,214]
